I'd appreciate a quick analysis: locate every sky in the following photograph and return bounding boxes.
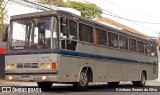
[80,0,160,37]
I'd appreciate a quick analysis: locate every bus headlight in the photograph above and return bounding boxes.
[6,64,15,70]
[40,63,45,69]
[11,64,15,69]
[46,63,51,69]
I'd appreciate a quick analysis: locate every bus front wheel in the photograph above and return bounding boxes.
[37,82,53,89]
[73,69,89,90]
[132,71,146,87]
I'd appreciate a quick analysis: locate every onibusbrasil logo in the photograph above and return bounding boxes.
[1,87,42,92]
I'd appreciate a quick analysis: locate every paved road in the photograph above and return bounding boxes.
[0,80,160,95]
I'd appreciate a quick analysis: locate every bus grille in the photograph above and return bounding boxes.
[17,63,38,69]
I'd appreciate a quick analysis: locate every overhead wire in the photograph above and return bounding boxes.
[9,0,159,35]
[103,0,160,18]
[82,0,159,35]
[82,0,160,25]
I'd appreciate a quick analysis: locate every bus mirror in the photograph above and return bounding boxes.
[2,26,9,42]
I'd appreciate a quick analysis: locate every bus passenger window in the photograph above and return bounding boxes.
[148,44,151,55]
[129,38,137,52]
[108,32,118,48]
[137,41,144,53]
[79,23,93,43]
[144,43,150,54]
[150,45,157,56]
[119,35,128,50]
[60,18,77,40]
[69,20,77,39]
[60,17,77,51]
[60,17,68,38]
[95,28,107,46]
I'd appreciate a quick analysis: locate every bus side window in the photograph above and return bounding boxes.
[148,44,151,55]
[68,20,77,40]
[60,17,68,38]
[119,35,128,50]
[137,41,144,53]
[60,17,77,51]
[129,38,137,52]
[144,43,148,54]
[79,23,93,43]
[66,20,77,51]
[60,17,68,49]
[150,45,157,56]
[108,32,118,48]
[94,28,107,46]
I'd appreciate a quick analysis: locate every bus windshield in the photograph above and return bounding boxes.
[10,16,58,50]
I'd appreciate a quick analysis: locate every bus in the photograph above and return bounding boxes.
[3,10,158,90]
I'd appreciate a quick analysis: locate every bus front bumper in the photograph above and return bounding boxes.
[5,72,58,82]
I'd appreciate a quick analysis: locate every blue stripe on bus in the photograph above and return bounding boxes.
[59,50,155,64]
[6,50,155,64]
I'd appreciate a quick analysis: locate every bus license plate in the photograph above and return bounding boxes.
[21,76,31,80]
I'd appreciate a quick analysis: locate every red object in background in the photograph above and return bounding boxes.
[0,48,6,54]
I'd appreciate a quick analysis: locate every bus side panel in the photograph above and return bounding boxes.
[57,55,93,82]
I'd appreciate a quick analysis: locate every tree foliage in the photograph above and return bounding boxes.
[37,0,102,19]
[67,1,102,19]
[38,0,71,7]
[0,0,7,37]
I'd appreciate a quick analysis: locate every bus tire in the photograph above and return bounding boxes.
[37,82,53,89]
[132,71,146,87]
[73,69,89,90]
[107,82,119,87]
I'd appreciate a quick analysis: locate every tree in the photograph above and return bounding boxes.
[0,0,7,37]
[37,0,102,19]
[67,1,102,19]
[38,0,71,7]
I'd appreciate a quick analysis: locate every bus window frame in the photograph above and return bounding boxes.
[78,22,94,44]
[128,37,137,52]
[118,34,129,51]
[108,31,119,49]
[9,16,58,51]
[94,27,108,47]
[59,15,78,51]
[137,40,145,54]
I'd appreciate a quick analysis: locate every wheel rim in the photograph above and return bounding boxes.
[79,72,88,86]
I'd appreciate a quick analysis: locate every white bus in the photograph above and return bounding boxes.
[3,10,158,90]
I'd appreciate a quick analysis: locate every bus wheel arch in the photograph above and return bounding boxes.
[78,66,93,82]
[132,70,147,87]
[73,67,93,90]
[142,70,147,80]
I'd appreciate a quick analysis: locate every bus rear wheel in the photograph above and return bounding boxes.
[107,82,120,87]
[37,82,53,89]
[132,71,146,87]
[73,69,89,90]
